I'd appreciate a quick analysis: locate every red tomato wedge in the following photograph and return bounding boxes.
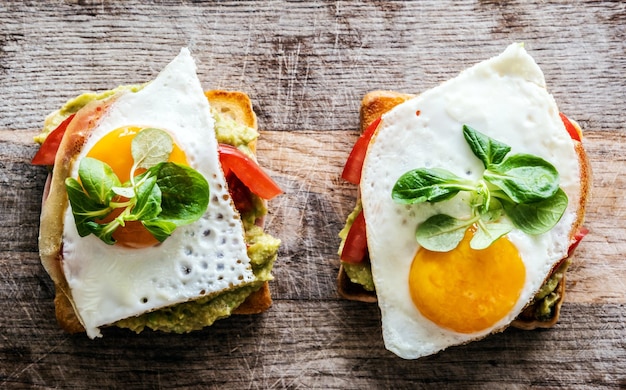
[31,114,76,165]
[560,112,582,142]
[225,172,256,215]
[218,143,282,200]
[341,117,382,185]
[567,226,589,257]
[340,209,368,264]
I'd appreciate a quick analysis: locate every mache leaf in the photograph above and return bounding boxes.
[501,187,569,235]
[142,219,178,243]
[147,162,210,226]
[470,222,513,250]
[485,153,560,203]
[77,157,120,204]
[111,185,135,199]
[131,128,174,170]
[85,220,117,245]
[128,174,162,222]
[416,214,471,252]
[463,125,511,168]
[392,168,474,204]
[65,177,112,237]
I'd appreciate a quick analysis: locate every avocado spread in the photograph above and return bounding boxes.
[39,87,280,334]
[338,199,566,322]
[531,258,570,321]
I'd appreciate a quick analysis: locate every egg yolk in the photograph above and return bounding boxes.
[86,126,188,182]
[86,126,189,248]
[409,226,525,334]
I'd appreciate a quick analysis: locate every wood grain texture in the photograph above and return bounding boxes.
[1,0,625,388]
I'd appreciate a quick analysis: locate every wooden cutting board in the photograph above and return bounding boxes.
[1,1,624,388]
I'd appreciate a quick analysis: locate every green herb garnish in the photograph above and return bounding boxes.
[65,128,209,245]
[392,125,568,252]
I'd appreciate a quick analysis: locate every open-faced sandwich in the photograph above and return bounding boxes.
[32,48,282,338]
[337,43,591,359]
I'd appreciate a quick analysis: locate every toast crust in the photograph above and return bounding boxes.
[39,90,271,334]
[359,91,414,133]
[337,264,377,303]
[338,90,592,330]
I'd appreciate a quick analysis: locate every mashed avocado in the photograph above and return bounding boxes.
[39,88,280,334]
[212,108,258,158]
[339,198,566,320]
[532,259,570,320]
[115,282,266,334]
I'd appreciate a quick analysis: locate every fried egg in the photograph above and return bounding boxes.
[360,43,582,359]
[61,48,254,338]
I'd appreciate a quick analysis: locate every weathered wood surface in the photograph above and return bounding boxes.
[1,1,625,388]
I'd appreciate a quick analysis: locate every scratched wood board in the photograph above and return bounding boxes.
[1,1,625,388]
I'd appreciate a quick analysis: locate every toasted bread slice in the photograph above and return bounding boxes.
[39,90,272,333]
[338,90,591,330]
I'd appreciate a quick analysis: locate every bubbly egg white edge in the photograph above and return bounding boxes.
[62,48,255,338]
[360,43,582,359]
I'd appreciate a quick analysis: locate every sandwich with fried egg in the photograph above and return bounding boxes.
[337,43,591,358]
[32,48,282,338]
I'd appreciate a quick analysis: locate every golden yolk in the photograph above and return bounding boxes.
[87,126,189,248]
[86,126,188,183]
[409,226,525,334]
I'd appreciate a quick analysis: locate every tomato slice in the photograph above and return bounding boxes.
[560,113,582,142]
[567,226,588,257]
[341,117,382,185]
[31,114,76,165]
[340,209,368,264]
[225,172,256,214]
[218,143,282,200]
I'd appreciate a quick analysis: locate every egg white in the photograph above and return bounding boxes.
[62,48,255,338]
[360,43,581,359]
